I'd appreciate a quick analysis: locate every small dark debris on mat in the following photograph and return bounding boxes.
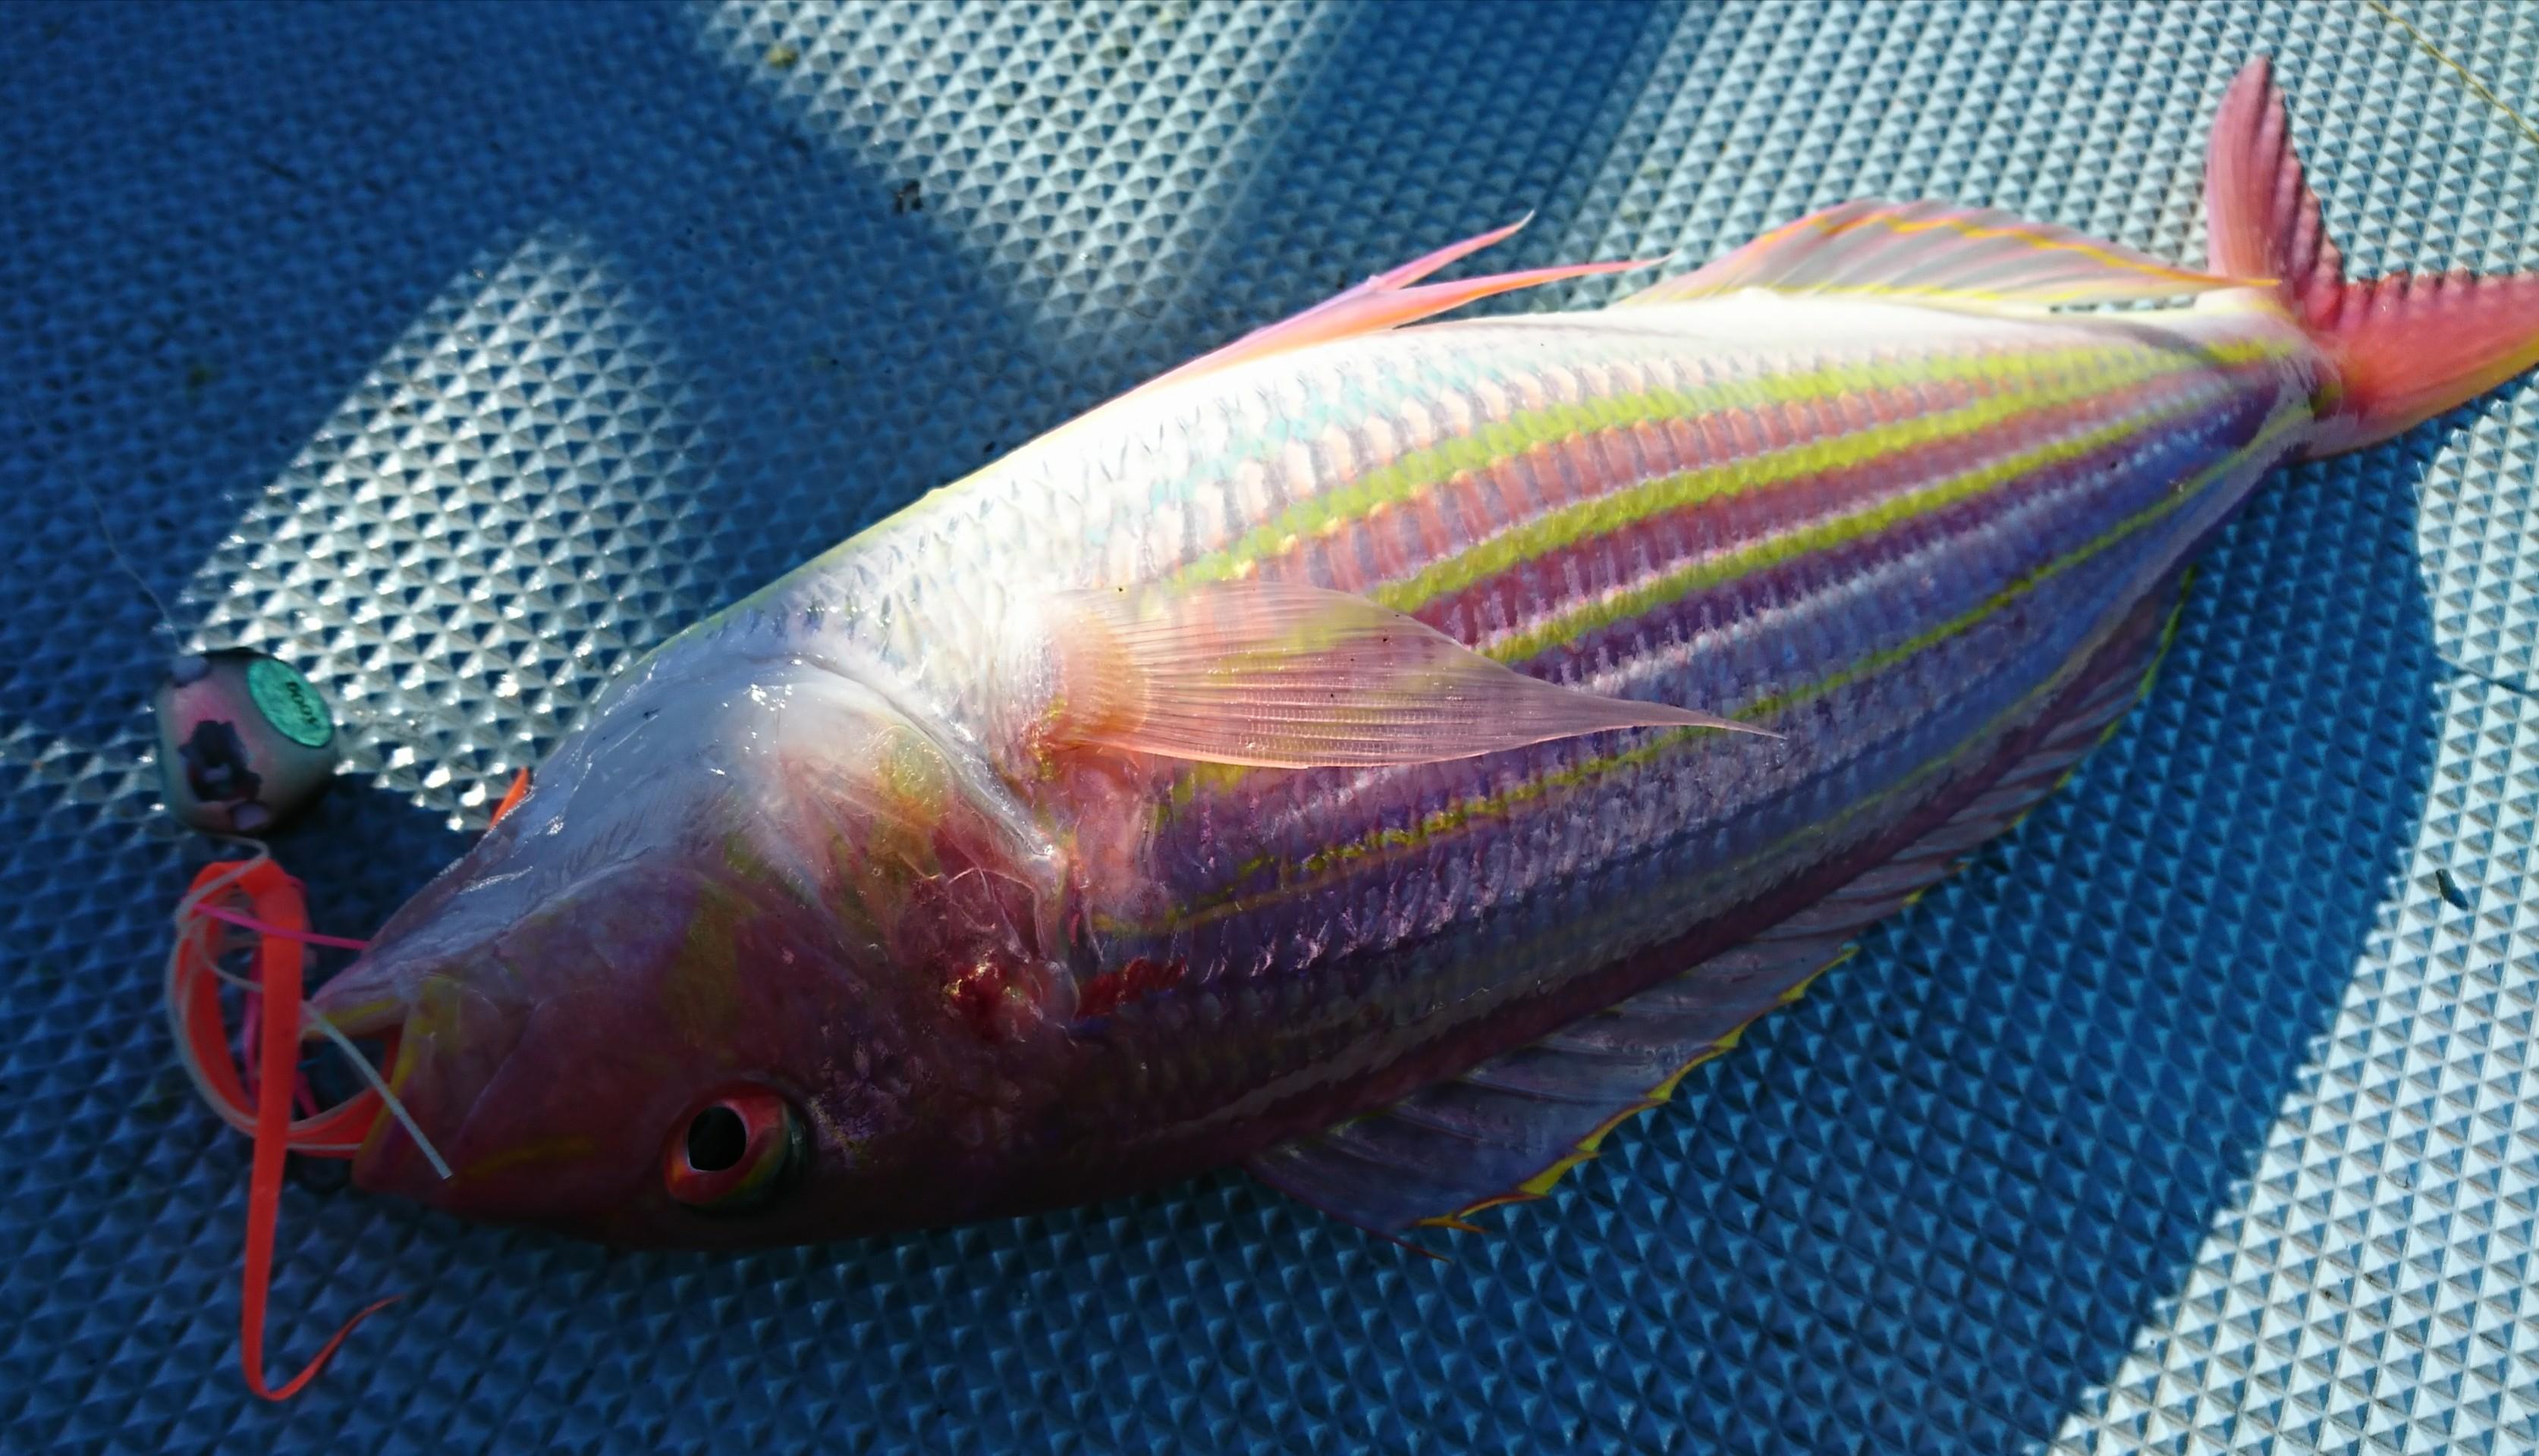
[2434,868,2470,912]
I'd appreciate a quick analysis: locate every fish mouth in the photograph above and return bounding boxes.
[309,980,404,1041]
[310,960,528,1204]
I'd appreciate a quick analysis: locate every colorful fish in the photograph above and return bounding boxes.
[190,58,2539,1390]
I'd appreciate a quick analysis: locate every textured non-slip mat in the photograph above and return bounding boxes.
[4,3,2534,1451]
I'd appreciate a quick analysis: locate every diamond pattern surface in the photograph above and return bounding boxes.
[2,2,2534,1452]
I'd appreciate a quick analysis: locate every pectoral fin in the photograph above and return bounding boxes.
[1026,579,1771,770]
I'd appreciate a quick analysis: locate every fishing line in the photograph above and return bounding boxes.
[2361,0,2539,150]
[80,475,188,654]
[296,1006,452,1175]
[191,902,372,949]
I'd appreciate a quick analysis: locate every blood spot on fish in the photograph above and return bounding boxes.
[947,954,1047,1042]
[1074,956,1186,1019]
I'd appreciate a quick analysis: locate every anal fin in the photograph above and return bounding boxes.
[1247,573,2195,1236]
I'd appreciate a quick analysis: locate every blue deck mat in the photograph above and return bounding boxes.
[5,2,2535,1451]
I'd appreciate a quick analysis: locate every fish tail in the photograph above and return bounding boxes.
[2206,55,2539,458]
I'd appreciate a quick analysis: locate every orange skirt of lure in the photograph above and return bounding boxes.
[167,767,528,1398]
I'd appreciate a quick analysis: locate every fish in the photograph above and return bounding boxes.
[278,58,2538,1270]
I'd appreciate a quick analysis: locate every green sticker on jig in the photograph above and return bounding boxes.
[245,657,334,749]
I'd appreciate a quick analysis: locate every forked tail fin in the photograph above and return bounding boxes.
[2206,56,2539,457]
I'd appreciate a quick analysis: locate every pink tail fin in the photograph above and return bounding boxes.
[2206,56,2539,457]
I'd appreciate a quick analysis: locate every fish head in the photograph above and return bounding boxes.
[311,644,1071,1246]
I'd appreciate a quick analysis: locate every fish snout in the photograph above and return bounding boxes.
[312,962,528,1206]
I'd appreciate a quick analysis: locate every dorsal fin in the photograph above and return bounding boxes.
[1135,216,1659,398]
[1246,571,2195,1236]
[1617,199,2258,312]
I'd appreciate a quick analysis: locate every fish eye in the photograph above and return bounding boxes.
[662,1087,803,1212]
